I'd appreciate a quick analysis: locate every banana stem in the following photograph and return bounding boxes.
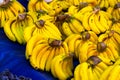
[35,20,45,29]
[97,42,107,52]
[82,32,90,41]
[49,39,62,47]
[87,56,102,67]
[17,13,27,21]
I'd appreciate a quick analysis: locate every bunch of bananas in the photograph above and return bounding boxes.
[107,3,120,21]
[0,0,25,27]
[4,12,34,44]
[2,0,120,80]
[73,56,114,80]
[97,0,120,9]
[26,35,69,71]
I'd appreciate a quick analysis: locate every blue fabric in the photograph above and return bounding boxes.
[0,0,79,80]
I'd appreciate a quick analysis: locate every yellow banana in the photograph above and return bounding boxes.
[82,11,92,30]
[36,45,49,69]
[68,22,78,33]
[99,65,114,80]
[74,64,81,80]
[87,66,95,80]
[39,46,51,70]
[25,35,45,59]
[79,62,89,80]
[89,13,100,34]
[1,10,6,27]
[62,41,69,54]
[4,18,16,42]
[94,13,106,33]
[51,54,68,79]
[78,41,93,63]
[68,5,78,15]
[45,47,55,71]
[108,64,120,80]
[23,24,36,42]
[10,0,26,13]
[99,11,111,30]
[45,21,62,38]
[108,0,116,7]
[28,0,38,11]
[70,19,85,33]
[30,43,48,69]
[99,0,105,8]
[62,21,73,36]
[88,31,98,43]
[66,34,81,53]
[98,55,114,66]
[11,21,23,44]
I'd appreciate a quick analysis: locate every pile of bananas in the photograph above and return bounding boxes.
[1,0,120,80]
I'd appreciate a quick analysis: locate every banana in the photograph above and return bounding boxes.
[30,42,48,69]
[74,64,81,80]
[28,0,38,11]
[44,24,62,40]
[98,55,114,66]
[68,5,78,15]
[99,65,113,80]
[78,41,93,63]
[25,35,46,59]
[88,13,100,34]
[96,62,108,70]
[11,21,23,44]
[23,24,36,42]
[73,0,79,6]
[104,0,109,9]
[99,0,105,9]
[51,54,69,79]
[4,18,16,42]
[15,21,26,44]
[35,2,41,11]
[107,44,119,60]
[105,48,116,61]
[87,66,95,80]
[39,46,51,70]
[108,0,116,7]
[10,0,26,13]
[45,47,55,71]
[79,62,89,80]
[108,64,120,80]
[1,9,6,27]
[99,11,111,30]
[113,32,120,44]
[74,40,81,58]
[88,31,98,43]
[67,22,78,33]
[73,5,93,22]
[61,41,69,54]
[82,11,92,31]
[94,13,106,33]
[62,21,74,36]
[107,7,113,14]
[66,34,81,53]
[70,19,85,33]
[45,21,62,38]
[6,7,15,18]
[36,44,49,69]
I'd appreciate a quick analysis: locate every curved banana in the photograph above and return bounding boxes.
[4,18,16,42]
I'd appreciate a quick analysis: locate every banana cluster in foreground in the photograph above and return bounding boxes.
[1,0,120,80]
